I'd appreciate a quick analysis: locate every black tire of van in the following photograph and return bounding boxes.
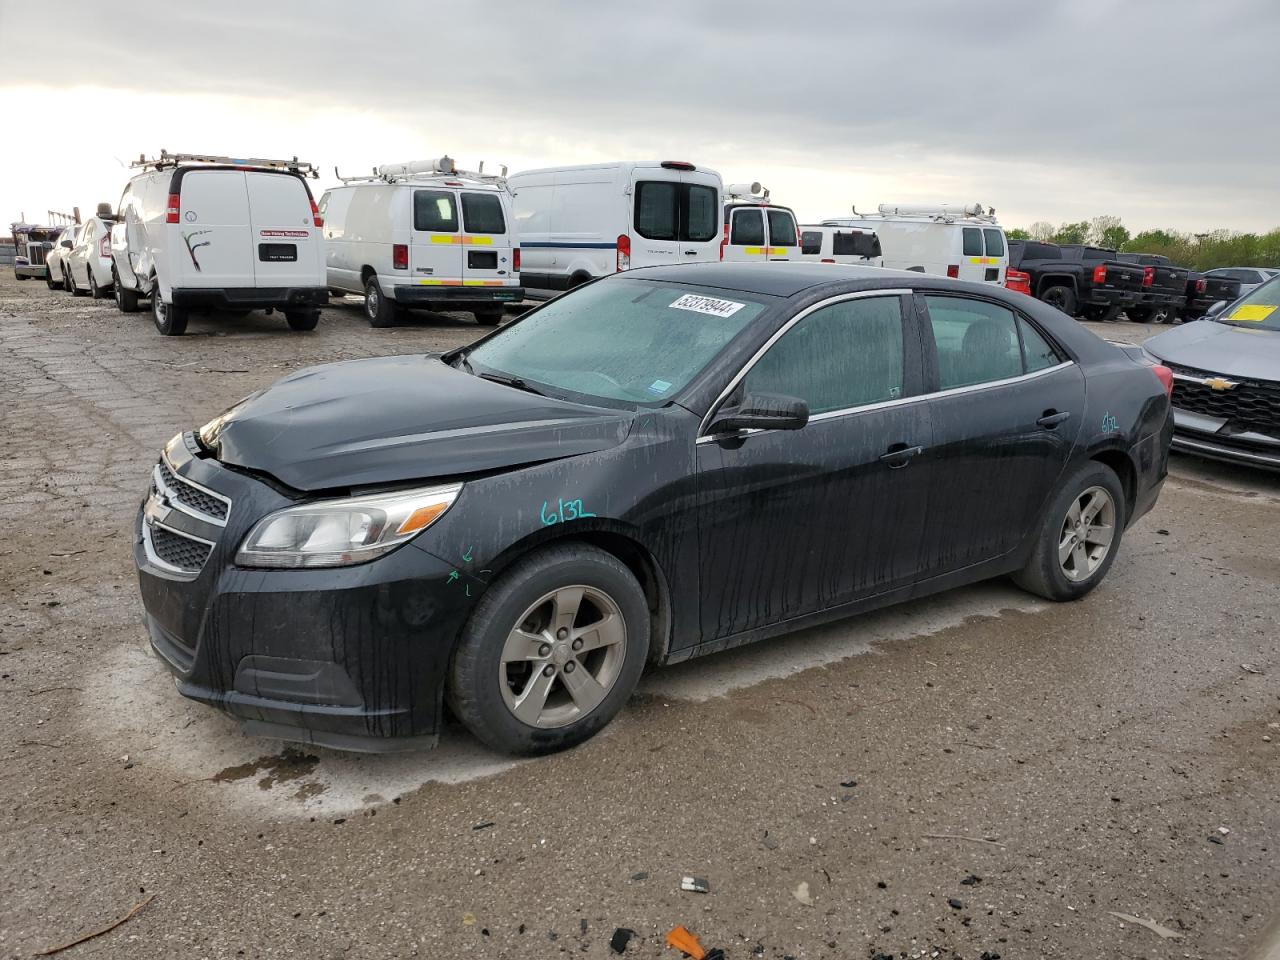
[475,307,505,326]
[113,269,141,313]
[364,278,397,328]
[152,287,188,336]
[286,308,320,331]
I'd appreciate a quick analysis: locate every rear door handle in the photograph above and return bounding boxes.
[1037,410,1071,429]
[684,250,699,256]
[879,443,924,468]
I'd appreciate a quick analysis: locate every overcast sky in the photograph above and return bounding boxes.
[2,0,1277,235]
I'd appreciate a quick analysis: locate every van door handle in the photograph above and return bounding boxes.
[684,250,699,256]
[1037,410,1071,429]
[879,443,924,468]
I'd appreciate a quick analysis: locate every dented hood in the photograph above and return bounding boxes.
[204,355,633,491]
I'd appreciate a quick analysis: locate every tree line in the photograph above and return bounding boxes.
[1006,216,1280,271]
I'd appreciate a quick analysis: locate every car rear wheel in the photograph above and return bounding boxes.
[1041,285,1077,317]
[448,543,650,755]
[151,282,188,336]
[285,308,320,331]
[364,278,398,328]
[1013,461,1126,602]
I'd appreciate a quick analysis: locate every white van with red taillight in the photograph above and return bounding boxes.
[823,203,1009,285]
[507,160,723,296]
[796,224,884,267]
[110,150,328,336]
[721,183,800,263]
[320,157,523,328]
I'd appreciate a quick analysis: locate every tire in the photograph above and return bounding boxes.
[448,543,650,755]
[474,307,504,326]
[68,267,87,297]
[285,308,320,331]
[364,277,397,328]
[1041,285,1077,317]
[113,269,141,313]
[1013,461,1127,602]
[61,265,71,292]
[1128,307,1154,323]
[16,272,28,281]
[45,268,60,290]
[88,267,105,299]
[151,282,188,336]
[1081,305,1119,323]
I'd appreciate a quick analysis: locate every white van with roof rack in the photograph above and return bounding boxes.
[797,224,883,267]
[823,203,1007,284]
[111,151,328,336]
[319,157,523,327]
[508,160,722,295]
[720,183,799,262]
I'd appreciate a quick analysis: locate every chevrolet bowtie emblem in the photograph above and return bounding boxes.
[1202,376,1238,391]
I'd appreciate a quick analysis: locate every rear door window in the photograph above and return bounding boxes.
[730,209,765,246]
[833,232,880,258]
[800,231,822,255]
[414,189,458,232]
[983,229,1005,257]
[684,185,718,242]
[766,209,797,248]
[635,181,718,242]
[962,228,983,257]
[460,192,506,234]
[1017,316,1061,372]
[925,296,1023,389]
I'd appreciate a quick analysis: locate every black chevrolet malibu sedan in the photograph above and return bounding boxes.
[136,263,1173,755]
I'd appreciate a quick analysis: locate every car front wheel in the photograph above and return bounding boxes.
[1013,461,1126,602]
[448,543,650,755]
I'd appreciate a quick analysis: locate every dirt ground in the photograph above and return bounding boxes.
[1,273,1278,960]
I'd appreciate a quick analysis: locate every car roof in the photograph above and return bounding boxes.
[625,261,941,297]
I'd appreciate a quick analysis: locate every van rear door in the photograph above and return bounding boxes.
[764,207,799,260]
[246,171,320,288]
[175,170,253,287]
[459,190,516,294]
[956,226,1007,283]
[409,188,462,288]
[630,175,683,268]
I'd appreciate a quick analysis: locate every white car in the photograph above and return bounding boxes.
[320,157,523,327]
[509,160,723,293]
[44,226,76,290]
[66,207,116,299]
[111,150,327,335]
[1204,267,1280,299]
[823,203,1008,284]
[721,184,800,262]
[797,225,884,267]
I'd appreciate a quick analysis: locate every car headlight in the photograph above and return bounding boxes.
[236,483,462,569]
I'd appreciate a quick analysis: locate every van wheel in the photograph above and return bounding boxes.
[152,286,188,336]
[474,307,504,326]
[285,308,320,331]
[1040,285,1076,316]
[1013,461,1126,602]
[448,543,650,756]
[113,269,140,313]
[364,278,397,327]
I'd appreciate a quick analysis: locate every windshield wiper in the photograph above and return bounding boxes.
[479,371,544,396]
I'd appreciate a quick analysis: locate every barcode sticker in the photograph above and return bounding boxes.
[669,294,746,318]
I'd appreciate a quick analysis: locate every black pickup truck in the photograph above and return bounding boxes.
[1007,240,1147,321]
[1117,253,1189,323]
[1183,271,1242,321]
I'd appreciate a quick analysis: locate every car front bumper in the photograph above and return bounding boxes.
[133,433,478,751]
[1169,409,1280,471]
[171,287,328,310]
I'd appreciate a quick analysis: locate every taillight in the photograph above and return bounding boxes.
[1151,364,1174,397]
[1142,266,1154,287]
[821,258,835,264]
[392,243,408,269]
[720,224,728,261]
[1092,264,1107,284]
[512,247,520,272]
[1194,278,1207,294]
[310,197,323,228]
[99,234,111,258]
[617,234,631,272]
[1006,268,1032,294]
[946,264,959,278]
[165,193,180,224]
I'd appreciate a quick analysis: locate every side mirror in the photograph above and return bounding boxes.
[61,240,73,249]
[708,392,809,435]
[1205,300,1228,318]
[96,202,114,219]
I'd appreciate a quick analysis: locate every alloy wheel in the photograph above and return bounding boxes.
[1058,485,1116,582]
[498,585,627,728]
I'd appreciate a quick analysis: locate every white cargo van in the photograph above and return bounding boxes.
[720,183,799,262]
[508,160,722,293]
[797,225,883,267]
[319,157,522,327]
[111,151,327,335]
[823,203,1007,284]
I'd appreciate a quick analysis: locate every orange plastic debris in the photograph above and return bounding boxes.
[664,925,706,959]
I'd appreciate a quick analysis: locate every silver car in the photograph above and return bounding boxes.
[1203,266,1279,299]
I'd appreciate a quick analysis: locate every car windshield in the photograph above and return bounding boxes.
[464,278,773,404]
[1215,275,1280,330]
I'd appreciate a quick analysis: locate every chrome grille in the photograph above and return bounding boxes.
[148,524,214,573]
[152,456,231,525]
[1169,364,1280,436]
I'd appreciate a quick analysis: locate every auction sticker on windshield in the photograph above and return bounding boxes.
[669,294,747,318]
[1228,304,1277,322]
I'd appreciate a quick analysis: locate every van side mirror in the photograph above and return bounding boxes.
[708,392,809,435]
[1204,300,1228,318]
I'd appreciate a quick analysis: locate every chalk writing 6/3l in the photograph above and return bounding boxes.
[540,498,596,526]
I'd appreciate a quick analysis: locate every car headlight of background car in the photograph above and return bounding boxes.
[236,483,462,568]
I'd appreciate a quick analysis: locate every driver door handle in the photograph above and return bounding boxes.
[880,443,924,469]
[1037,410,1071,429]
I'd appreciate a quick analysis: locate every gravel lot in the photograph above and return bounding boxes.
[2,273,1278,959]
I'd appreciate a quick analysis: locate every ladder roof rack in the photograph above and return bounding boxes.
[130,150,319,177]
[334,156,510,189]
